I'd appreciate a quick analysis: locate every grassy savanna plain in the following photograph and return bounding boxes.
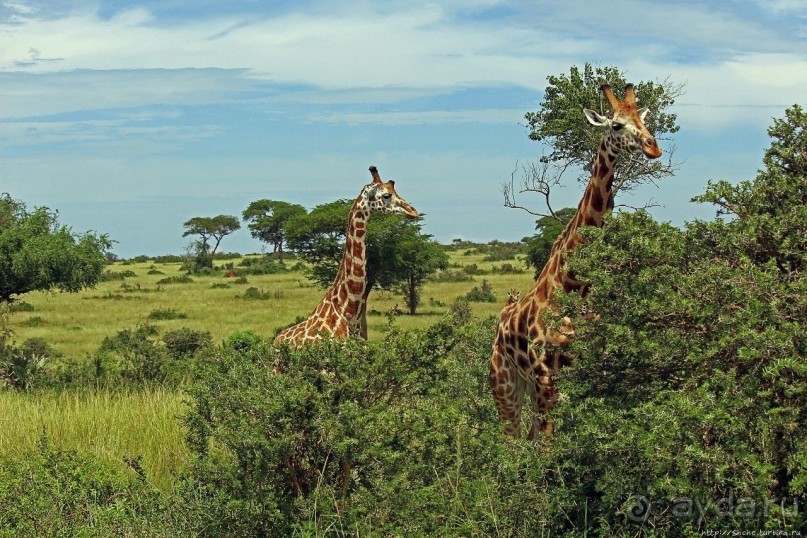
[2,248,534,493]
[7,251,534,356]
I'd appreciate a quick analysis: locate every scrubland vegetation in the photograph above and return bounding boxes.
[0,90,804,535]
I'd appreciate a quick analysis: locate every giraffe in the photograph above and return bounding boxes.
[490,84,663,439]
[274,166,419,347]
[506,288,521,305]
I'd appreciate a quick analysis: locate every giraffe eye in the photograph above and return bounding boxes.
[612,122,624,131]
[382,193,392,200]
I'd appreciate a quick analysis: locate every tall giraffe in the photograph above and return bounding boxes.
[490,84,662,439]
[274,166,419,347]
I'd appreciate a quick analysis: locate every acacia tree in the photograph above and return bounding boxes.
[182,215,241,256]
[285,201,447,315]
[242,200,306,264]
[504,63,683,219]
[0,194,110,304]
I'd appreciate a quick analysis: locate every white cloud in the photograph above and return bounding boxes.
[310,108,525,126]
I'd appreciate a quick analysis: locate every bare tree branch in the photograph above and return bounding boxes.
[502,159,574,221]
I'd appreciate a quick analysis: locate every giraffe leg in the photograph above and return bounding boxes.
[490,346,526,438]
[527,350,556,439]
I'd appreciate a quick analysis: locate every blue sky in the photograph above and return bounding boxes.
[1,0,805,258]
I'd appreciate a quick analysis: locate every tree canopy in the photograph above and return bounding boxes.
[0,195,110,304]
[242,200,306,264]
[181,215,241,256]
[285,200,447,314]
[505,63,683,217]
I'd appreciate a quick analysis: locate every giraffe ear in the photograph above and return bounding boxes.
[583,108,608,127]
[638,107,650,122]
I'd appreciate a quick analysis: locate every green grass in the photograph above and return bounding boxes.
[0,386,187,493]
[0,250,536,500]
[6,253,536,359]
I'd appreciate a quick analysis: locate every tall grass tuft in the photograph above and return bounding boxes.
[0,386,188,492]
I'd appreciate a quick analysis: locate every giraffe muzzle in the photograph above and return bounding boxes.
[642,140,662,159]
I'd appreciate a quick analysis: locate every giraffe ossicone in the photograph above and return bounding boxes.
[490,84,663,439]
[274,166,419,348]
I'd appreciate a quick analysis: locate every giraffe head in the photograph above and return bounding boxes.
[583,84,662,160]
[364,166,420,219]
[506,288,521,304]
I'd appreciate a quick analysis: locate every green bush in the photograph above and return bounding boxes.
[464,279,497,302]
[147,308,188,320]
[180,311,551,536]
[537,104,807,537]
[155,275,194,285]
[163,327,212,360]
[236,255,287,275]
[0,436,172,536]
[238,287,284,300]
[431,269,474,282]
[96,324,190,385]
[20,316,47,327]
[8,301,34,313]
[99,269,137,281]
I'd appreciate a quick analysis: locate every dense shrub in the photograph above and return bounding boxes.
[163,328,212,360]
[480,240,525,261]
[537,108,807,536]
[156,275,194,285]
[464,279,497,302]
[180,309,551,536]
[236,255,287,275]
[0,436,173,536]
[7,301,34,313]
[96,324,191,385]
[431,269,474,282]
[99,269,137,281]
[238,287,284,300]
[147,308,188,320]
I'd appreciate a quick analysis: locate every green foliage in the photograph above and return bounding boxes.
[0,194,111,304]
[523,207,577,277]
[99,269,137,281]
[242,199,306,264]
[182,214,241,256]
[286,199,350,283]
[7,301,34,313]
[181,312,550,536]
[182,240,213,272]
[524,63,681,192]
[238,286,284,300]
[464,240,525,261]
[147,308,188,321]
[163,327,212,360]
[287,199,448,315]
[539,106,807,534]
[0,348,48,391]
[235,255,287,275]
[0,436,172,536]
[97,324,192,385]
[464,279,497,303]
[155,274,194,285]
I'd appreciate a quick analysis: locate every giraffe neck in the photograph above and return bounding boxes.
[328,195,370,320]
[531,136,617,297]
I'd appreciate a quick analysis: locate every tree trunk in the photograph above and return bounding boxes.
[407,276,418,315]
